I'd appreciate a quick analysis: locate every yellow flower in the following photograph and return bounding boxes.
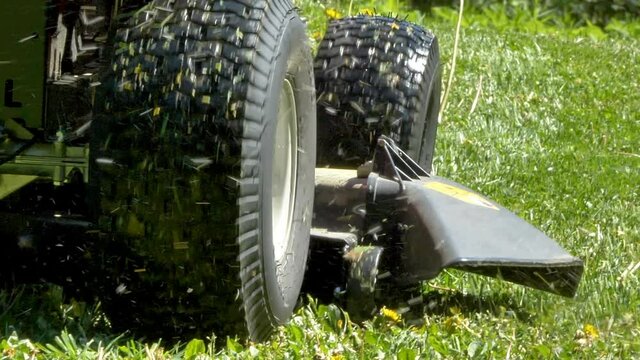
[380,306,402,322]
[574,323,600,348]
[584,324,599,339]
[360,8,375,16]
[311,31,323,41]
[443,315,462,332]
[444,306,466,333]
[3,347,16,357]
[325,8,342,20]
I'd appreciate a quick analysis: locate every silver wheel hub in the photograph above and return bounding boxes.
[272,78,298,263]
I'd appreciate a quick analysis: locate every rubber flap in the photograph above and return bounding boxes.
[394,177,583,297]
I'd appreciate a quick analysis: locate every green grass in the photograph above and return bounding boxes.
[2,1,639,358]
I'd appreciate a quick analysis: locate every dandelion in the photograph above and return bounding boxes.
[3,347,16,357]
[325,8,342,20]
[574,323,599,348]
[380,306,401,322]
[584,324,599,339]
[444,315,462,332]
[444,306,469,333]
[360,8,375,16]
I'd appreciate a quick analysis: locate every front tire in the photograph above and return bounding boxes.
[91,0,315,341]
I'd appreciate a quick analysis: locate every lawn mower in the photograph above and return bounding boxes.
[0,0,583,341]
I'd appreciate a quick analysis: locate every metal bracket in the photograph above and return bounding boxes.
[0,141,89,189]
[345,245,383,318]
[372,136,429,182]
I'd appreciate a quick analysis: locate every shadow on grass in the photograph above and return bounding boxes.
[419,290,535,323]
[2,283,535,345]
[0,283,111,344]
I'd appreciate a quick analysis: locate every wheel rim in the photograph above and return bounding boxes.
[272,78,298,263]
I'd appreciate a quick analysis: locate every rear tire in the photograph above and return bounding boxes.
[315,16,441,172]
[91,0,315,341]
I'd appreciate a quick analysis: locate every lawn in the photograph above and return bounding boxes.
[2,0,639,358]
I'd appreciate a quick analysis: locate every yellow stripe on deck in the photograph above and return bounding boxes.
[424,181,499,211]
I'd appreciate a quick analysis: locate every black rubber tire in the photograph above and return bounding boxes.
[314,16,441,172]
[91,0,315,341]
